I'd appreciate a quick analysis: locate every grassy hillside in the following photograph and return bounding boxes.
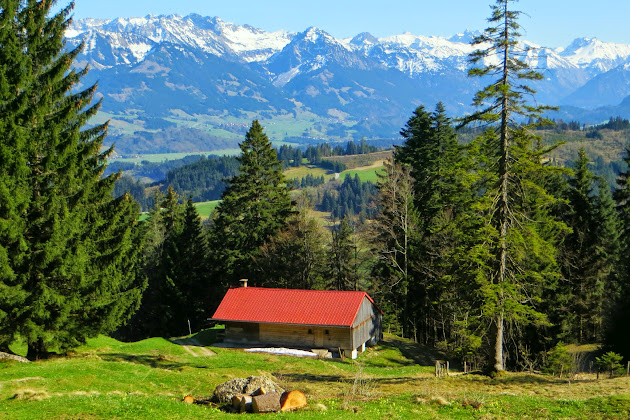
[322,150,393,170]
[2,331,629,419]
[340,160,385,183]
[195,200,221,219]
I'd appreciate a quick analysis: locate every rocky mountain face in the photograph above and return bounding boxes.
[67,14,630,148]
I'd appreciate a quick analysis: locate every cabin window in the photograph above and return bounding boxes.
[308,329,313,334]
[325,329,330,335]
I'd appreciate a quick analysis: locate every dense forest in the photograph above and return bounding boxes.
[1,0,629,376]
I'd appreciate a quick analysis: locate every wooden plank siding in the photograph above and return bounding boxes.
[259,324,350,350]
[225,322,260,343]
[351,296,383,349]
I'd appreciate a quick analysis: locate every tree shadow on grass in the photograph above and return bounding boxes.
[272,372,347,384]
[487,374,572,386]
[100,353,207,370]
[381,335,447,366]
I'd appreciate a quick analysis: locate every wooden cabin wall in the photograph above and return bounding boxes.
[225,322,260,343]
[351,298,383,348]
[258,324,351,350]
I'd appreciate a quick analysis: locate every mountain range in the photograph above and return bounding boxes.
[66,14,630,153]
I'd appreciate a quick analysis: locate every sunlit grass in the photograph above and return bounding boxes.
[194,200,221,219]
[2,331,629,419]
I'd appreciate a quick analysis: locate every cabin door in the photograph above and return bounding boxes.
[314,329,324,347]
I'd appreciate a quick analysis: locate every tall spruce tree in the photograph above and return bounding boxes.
[255,197,327,290]
[210,120,293,286]
[394,103,473,345]
[607,146,630,357]
[559,149,620,343]
[464,0,565,372]
[327,218,358,291]
[0,1,144,359]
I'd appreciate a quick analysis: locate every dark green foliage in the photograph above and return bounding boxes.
[319,175,377,219]
[255,200,327,290]
[599,117,630,131]
[543,342,574,377]
[606,146,630,358]
[291,174,326,189]
[557,149,620,343]
[596,352,625,378]
[105,154,212,183]
[326,218,360,291]
[388,104,470,343]
[585,130,603,140]
[278,139,379,170]
[163,155,240,202]
[113,176,149,209]
[0,1,144,359]
[119,189,210,339]
[209,120,294,286]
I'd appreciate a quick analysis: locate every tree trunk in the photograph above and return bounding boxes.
[26,338,46,361]
[488,0,510,375]
[491,312,505,372]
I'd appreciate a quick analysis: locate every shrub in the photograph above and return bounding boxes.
[543,342,574,378]
[596,352,624,378]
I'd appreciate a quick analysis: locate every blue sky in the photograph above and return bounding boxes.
[62,0,630,48]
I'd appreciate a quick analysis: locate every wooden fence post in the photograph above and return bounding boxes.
[446,361,450,376]
[464,361,467,374]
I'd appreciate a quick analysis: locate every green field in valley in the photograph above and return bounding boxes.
[339,166,384,183]
[111,150,241,164]
[2,330,629,419]
[195,200,221,219]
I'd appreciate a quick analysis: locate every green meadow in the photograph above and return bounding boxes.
[194,201,221,219]
[2,331,629,419]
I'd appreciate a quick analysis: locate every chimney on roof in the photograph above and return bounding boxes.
[239,279,248,288]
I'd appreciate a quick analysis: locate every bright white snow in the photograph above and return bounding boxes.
[245,348,318,358]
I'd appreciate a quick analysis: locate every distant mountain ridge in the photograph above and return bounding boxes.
[65,14,630,152]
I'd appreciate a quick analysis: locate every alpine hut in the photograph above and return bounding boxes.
[211,282,382,359]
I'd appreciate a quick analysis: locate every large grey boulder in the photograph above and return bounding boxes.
[212,376,284,404]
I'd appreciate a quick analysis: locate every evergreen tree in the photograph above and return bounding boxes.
[327,218,359,291]
[607,146,630,357]
[0,1,144,359]
[178,199,212,330]
[559,149,620,343]
[120,188,211,339]
[210,120,293,285]
[464,0,564,372]
[393,103,473,346]
[255,196,327,290]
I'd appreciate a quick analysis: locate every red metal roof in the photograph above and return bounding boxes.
[212,287,377,327]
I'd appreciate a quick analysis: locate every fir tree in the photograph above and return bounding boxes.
[210,120,293,285]
[606,145,630,358]
[464,0,564,372]
[0,1,144,359]
[327,218,358,291]
[255,196,327,290]
[393,104,473,346]
[559,149,620,343]
[178,199,212,330]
